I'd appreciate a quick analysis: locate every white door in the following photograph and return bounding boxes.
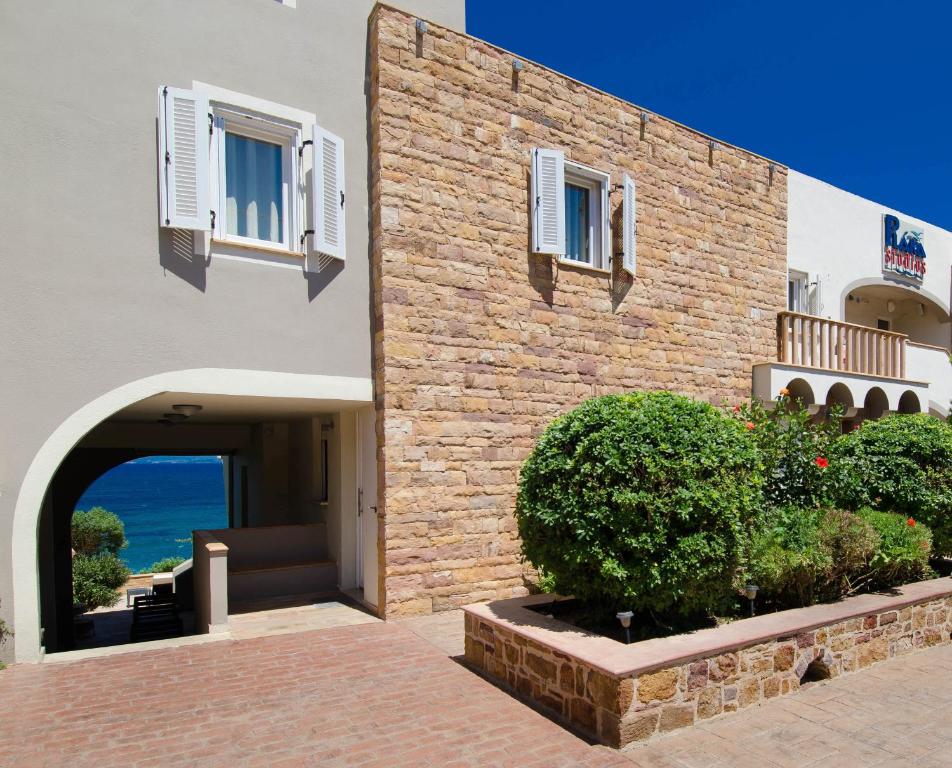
[357,405,379,607]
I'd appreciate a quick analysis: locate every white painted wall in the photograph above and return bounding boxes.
[787,171,951,328]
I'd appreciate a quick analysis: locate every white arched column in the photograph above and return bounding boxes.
[11,368,372,662]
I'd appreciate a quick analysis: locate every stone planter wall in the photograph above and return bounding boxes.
[463,579,952,748]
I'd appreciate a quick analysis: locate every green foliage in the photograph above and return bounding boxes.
[732,396,846,509]
[138,556,186,574]
[0,598,11,658]
[71,507,127,557]
[856,508,933,589]
[832,414,952,555]
[743,507,933,609]
[72,553,130,611]
[743,507,830,608]
[743,507,877,608]
[515,392,762,616]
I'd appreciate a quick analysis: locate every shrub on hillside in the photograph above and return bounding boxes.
[138,556,186,574]
[73,553,130,611]
[515,392,762,616]
[832,414,952,555]
[71,507,127,557]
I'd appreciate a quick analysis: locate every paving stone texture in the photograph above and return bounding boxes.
[0,620,627,768]
[4,611,952,767]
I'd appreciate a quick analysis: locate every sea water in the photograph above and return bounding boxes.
[75,456,227,572]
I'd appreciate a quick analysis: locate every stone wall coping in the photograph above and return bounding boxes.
[463,577,952,678]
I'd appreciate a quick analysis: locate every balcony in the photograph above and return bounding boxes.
[777,312,907,379]
[753,312,949,420]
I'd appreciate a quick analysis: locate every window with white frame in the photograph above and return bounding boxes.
[531,148,635,275]
[213,107,300,251]
[787,269,809,313]
[563,165,608,268]
[157,84,346,269]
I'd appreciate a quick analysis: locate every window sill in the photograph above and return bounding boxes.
[211,238,304,260]
[557,257,612,276]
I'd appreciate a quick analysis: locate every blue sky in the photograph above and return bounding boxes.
[466,1,952,230]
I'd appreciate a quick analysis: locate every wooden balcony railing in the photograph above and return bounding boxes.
[777,312,907,379]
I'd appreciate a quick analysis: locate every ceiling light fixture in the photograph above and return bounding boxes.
[172,404,203,417]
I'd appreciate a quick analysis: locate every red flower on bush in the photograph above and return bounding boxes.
[815,456,829,468]
[745,421,755,430]
[733,405,741,413]
[908,518,916,527]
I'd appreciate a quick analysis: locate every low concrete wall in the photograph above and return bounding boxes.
[193,531,229,635]
[463,578,952,748]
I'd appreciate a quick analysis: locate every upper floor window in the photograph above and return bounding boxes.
[788,269,809,313]
[563,164,608,269]
[214,108,298,252]
[157,85,346,269]
[531,148,636,276]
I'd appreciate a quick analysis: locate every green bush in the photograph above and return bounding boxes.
[515,392,762,616]
[732,395,845,510]
[856,508,933,589]
[72,553,130,611]
[743,506,934,609]
[832,414,952,554]
[816,508,879,600]
[71,507,127,557]
[138,556,186,574]
[743,507,877,608]
[743,507,830,608]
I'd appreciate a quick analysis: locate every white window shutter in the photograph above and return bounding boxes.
[531,147,565,254]
[310,124,346,262]
[157,86,210,231]
[622,173,637,276]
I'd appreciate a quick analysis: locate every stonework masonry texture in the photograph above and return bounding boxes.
[464,597,952,747]
[369,6,788,617]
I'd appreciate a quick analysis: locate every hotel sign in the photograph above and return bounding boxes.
[882,214,926,282]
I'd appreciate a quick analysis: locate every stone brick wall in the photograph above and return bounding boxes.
[465,595,952,747]
[369,6,788,617]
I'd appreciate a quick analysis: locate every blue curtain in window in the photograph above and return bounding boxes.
[225,133,283,243]
[565,184,588,262]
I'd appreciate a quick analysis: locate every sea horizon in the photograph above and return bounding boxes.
[76,455,228,572]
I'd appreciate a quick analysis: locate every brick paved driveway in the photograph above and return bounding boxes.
[0,621,627,768]
[5,617,952,768]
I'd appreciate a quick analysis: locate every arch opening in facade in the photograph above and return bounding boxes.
[863,387,889,421]
[11,369,376,662]
[784,378,815,410]
[898,390,922,414]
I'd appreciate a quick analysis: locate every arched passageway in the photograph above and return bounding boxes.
[12,369,376,662]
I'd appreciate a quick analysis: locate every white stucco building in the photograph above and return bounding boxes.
[754,170,950,422]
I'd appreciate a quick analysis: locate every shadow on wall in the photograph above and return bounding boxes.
[159,228,208,292]
[305,256,344,302]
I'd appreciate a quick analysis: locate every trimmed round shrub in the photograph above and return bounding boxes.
[832,414,952,555]
[515,392,763,616]
[72,553,130,611]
